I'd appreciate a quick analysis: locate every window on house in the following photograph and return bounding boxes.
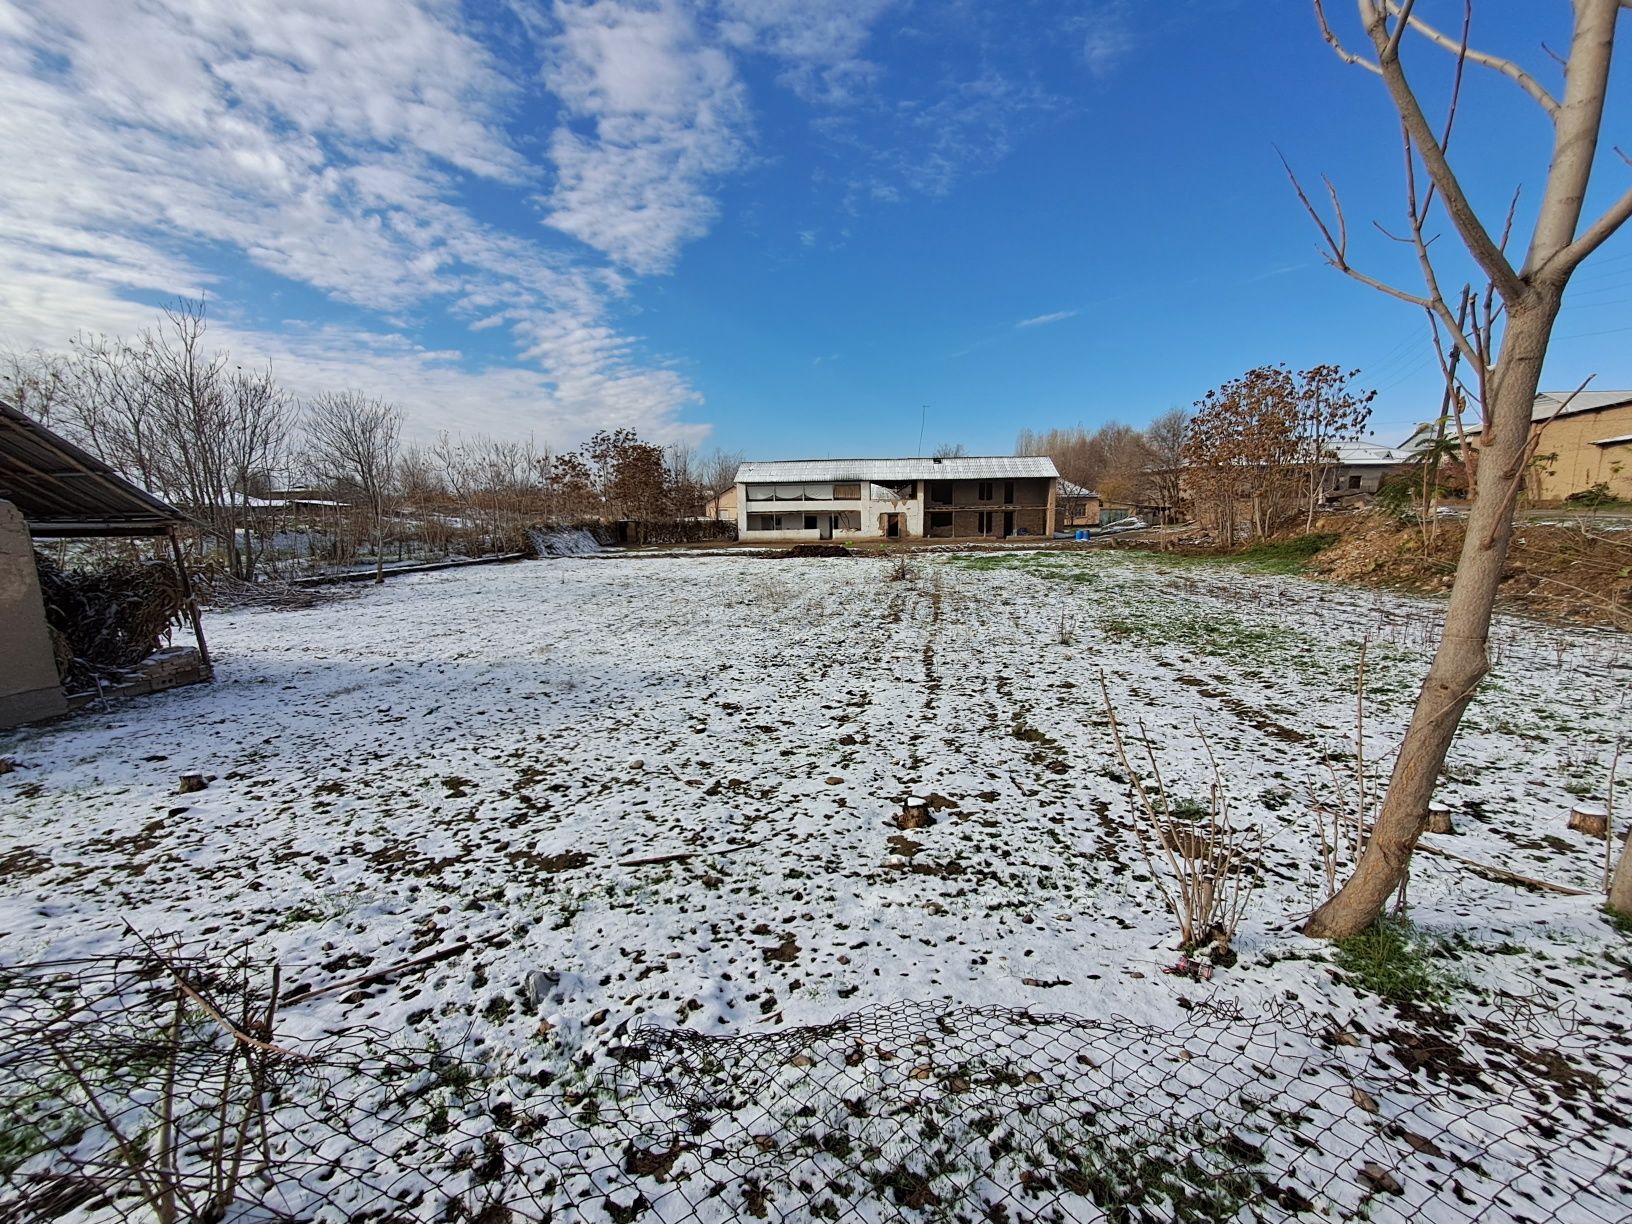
[1347,474,1363,490]
[833,483,861,499]
[928,511,954,537]
[804,514,818,530]
[977,481,993,501]
[929,481,952,504]
[1003,480,1015,503]
[977,511,993,535]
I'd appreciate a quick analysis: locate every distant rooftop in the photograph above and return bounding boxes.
[1530,390,1632,422]
[735,456,1059,483]
[1403,391,1632,446]
[1329,441,1413,466]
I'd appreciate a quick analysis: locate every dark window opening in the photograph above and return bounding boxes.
[929,481,952,505]
[977,511,993,535]
[1003,480,1015,503]
[1347,474,1363,490]
[977,481,993,501]
[804,514,818,530]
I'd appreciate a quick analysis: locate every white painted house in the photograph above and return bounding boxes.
[734,456,1059,542]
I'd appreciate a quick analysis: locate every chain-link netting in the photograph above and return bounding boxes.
[2,942,1628,1223]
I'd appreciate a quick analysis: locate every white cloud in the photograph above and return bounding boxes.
[1017,310,1078,329]
[1073,2,1136,77]
[0,0,708,446]
[714,0,895,104]
[538,0,750,275]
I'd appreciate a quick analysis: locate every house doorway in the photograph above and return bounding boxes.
[884,514,901,539]
[1002,510,1014,538]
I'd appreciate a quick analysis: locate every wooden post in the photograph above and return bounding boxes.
[167,527,212,675]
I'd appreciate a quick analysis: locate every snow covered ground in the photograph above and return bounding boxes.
[2,549,1630,1220]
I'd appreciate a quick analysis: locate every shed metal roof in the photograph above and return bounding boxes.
[1328,441,1412,466]
[736,456,1059,483]
[0,398,186,537]
[1531,390,1632,422]
[1057,479,1099,498]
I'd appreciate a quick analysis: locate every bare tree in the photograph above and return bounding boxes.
[1017,423,1154,501]
[0,346,70,423]
[1297,365,1376,528]
[700,446,745,500]
[1143,408,1189,518]
[305,392,402,584]
[1290,1,1632,936]
[931,441,968,458]
[44,303,291,581]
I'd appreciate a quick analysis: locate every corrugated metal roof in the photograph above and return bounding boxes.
[735,456,1059,483]
[1057,479,1099,497]
[1533,390,1632,422]
[1329,441,1411,465]
[0,398,186,537]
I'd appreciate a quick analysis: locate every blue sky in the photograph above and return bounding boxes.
[1,1,1628,457]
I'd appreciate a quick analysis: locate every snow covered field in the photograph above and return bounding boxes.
[2,549,1630,1220]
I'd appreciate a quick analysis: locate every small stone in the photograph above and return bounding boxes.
[825,776,844,785]
[176,773,208,794]
[524,970,560,1007]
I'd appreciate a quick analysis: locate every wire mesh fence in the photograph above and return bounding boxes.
[1,939,1628,1223]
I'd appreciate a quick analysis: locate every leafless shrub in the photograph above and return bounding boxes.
[885,552,915,583]
[1098,672,1262,956]
[1309,636,1379,900]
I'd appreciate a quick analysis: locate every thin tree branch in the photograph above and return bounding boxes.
[1356,4,1527,301]
[1314,0,1382,72]
[1542,179,1632,279]
[1383,0,1561,117]
[1383,0,1418,61]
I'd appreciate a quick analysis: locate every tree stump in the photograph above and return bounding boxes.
[177,772,208,795]
[1426,802,1455,835]
[1568,803,1608,840]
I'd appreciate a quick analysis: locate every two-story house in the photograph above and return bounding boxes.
[734,457,1059,542]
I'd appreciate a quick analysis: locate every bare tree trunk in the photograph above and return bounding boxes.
[1306,299,1557,936]
[1610,832,1632,914]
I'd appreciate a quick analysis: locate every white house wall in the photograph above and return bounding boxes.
[736,483,923,541]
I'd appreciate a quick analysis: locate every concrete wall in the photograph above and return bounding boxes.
[0,499,68,729]
[735,475,1057,540]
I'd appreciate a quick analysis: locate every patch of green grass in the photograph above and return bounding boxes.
[1232,532,1342,574]
[1333,916,1457,1005]
[1100,608,1316,673]
[1107,531,1340,575]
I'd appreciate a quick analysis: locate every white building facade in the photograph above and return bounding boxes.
[734,457,1059,542]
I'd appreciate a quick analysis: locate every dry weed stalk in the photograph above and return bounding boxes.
[1309,636,1379,899]
[1605,737,1624,893]
[1098,672,1262,955]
